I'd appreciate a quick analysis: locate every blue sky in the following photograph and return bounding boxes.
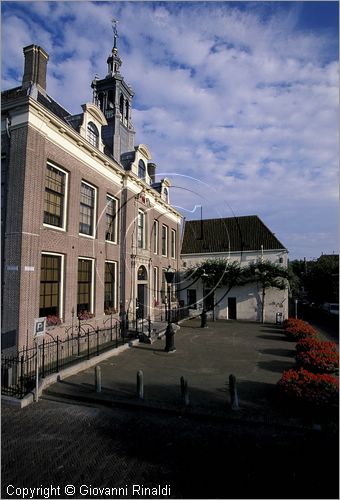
[2,1,339,260]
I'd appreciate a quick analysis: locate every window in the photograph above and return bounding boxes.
[44,163,67,229]
[79,181,96,236]
[87,122,99,147]
[39,253,63,318]
[77,258,94,315]
[138,160,146,180]
[162,224,168,256]
[161,268,168,302]
[137,210,145,248]
[171,229,176,259]
[153,267,159,305]
[104,261,117,313]
[119,94,124,117]
[153,220,159,254]
[106,195,118,243]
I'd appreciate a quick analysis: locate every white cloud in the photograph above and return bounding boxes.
[1,1,338,259]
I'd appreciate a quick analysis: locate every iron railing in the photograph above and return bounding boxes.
[1,320,128,399]
[1,306,190,399]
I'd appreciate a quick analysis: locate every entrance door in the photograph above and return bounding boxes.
[228,297,237,319]
[137,284,146,319]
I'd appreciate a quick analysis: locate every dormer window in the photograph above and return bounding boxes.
[87,122,99,147]
[138,160,146,180]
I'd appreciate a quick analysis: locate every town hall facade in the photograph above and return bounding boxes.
[1,33,181,350]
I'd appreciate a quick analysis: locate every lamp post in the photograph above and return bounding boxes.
[200,269,209,328]
[164,265,176,352]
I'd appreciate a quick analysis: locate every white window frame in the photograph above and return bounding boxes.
[87,122,99,148]
[40,252,65,320]
[162,224,168,257]
[43,162,68,232]
[153,220,159,254]
[105,194,118,244]
[77,257,95,314]
[153,266,159,304]
[104,260,118,313]
[137,209,146,249]
[171,229,176,259]
[79,180,97,238]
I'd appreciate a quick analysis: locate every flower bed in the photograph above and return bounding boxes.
[283,317,304,329]
[296,349,339,374]
[296,338,337,353]
[277,368,339,406]
[284,322,317,341]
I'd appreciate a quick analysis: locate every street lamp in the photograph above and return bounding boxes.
[200,269,209,328]
[164,265,176,352]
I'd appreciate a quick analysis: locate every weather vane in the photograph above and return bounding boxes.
[111,18,119,48]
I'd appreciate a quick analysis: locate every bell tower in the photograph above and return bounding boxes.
[91,19,135,161]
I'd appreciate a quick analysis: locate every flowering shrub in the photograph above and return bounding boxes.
[284,322,317,341]
[296,349,339,374]
[78,310,94,320]
[283,317,304,329]
[277,368,339,406]
[46,315,61,327]
[296,338,337,353]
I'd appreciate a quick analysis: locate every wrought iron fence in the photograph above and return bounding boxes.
[1,320,130,399]
[1,307,190,400]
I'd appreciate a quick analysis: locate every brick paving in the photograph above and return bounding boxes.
[2,318,339,499]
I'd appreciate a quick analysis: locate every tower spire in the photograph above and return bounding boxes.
[107,18,122,75]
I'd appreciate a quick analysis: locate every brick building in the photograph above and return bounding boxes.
[1,35,181,351]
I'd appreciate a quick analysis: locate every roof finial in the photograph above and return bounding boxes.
[111,18,118,49]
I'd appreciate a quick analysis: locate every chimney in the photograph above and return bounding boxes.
[22,45,49,91]
[147,162,157,184]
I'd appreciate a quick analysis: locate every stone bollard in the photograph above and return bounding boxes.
[137,370,144,400]
[229,374,239,410]
[95,365,101,393]
[180,376,190,407]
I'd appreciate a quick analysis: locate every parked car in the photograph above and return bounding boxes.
[322,303,339,316]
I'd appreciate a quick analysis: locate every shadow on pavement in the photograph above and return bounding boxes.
[258,347,296,357]
[257,359,296,373]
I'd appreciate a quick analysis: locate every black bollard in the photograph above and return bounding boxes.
[180,376,190,407]
[95,365,101,393]
[137,370,144,400]
[200,309,208,328]
[229,374,240,410]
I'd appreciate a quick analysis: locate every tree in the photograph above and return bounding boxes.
[184,259,243,310]
[243,261,289,323]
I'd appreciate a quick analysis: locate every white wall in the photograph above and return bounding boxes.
[180,250,289,323]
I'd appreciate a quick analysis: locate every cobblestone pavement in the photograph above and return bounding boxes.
[2,319,339,499]
[2,399,338,499]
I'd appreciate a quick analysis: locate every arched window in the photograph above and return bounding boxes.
[137,265,147,281]
[125,100,129,121]
[119,94,124,117]
[107,90,114,109]
[87,122,99,147]
[138,160,146,180]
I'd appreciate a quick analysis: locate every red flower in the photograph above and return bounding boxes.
[277,368,339,406]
